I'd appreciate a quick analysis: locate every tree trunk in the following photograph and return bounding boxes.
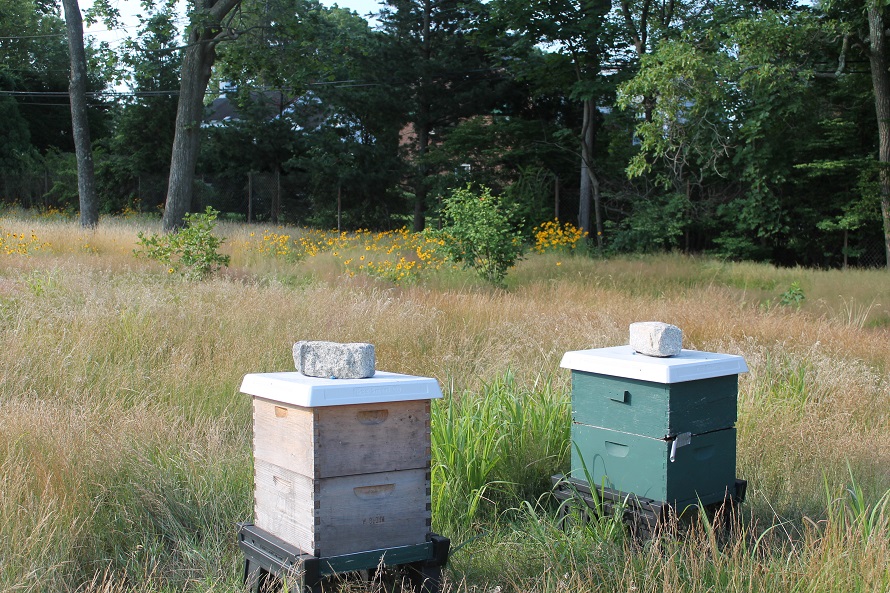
[843,229,849,270]
[868,5,890,269]
[412,0,433,232]
[579,99,603,248]
[163,0,241,232]
[579,105,592,235]
[61,0,98,228]
[163,39,215,230]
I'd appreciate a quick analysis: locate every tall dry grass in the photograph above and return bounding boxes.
[0,216,888,592]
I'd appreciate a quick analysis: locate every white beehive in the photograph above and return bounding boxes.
[241,371,442,557]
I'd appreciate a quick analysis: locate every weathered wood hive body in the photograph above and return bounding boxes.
[240,371,442,557]
[560,346,748,507]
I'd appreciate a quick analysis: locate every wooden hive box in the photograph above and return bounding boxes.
[241,371,442,557]
[561,346,747,507]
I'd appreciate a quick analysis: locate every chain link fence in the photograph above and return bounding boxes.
[2,167,889,269]
[1,169,308,224]
[192,171,305,223]
[847,236,887,269]
[1,169,55,210]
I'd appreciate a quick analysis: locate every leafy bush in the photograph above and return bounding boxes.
[135,207,230,280]
[779,281,805,310]
[437,185,525,287]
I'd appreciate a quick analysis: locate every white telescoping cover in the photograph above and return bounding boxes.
[560,345,748,384]
[240,370,443,407]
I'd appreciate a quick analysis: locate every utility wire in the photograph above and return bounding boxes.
[0,65,510,99]
[0,22,148,40]
[0,33,67,39]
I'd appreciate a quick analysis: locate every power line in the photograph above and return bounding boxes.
[0,65,509,99]
[15,101,104,106]
[0,33,67,39]
[0,89,178,98]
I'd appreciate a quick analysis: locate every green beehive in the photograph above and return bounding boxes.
[561,345,748,507]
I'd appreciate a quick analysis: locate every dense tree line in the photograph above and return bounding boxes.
[1,0,888,267]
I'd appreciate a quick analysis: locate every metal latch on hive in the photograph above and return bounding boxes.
[670,432,692,463]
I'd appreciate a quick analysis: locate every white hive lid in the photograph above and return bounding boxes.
[560,345,748,384]
[240,370,443,407]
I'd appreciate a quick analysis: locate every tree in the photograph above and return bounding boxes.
[0,0,38,183]
[491,0,612,246]
[61,0,99,227]
[617,9,839,260]
[865,2,890,267]
[119,3,182,175]
[818,0,890,268]
[0,0,112,210]
[96,3,182,213]
[377,0,503,231]
[0,0,69,157]
[163,0,242,231]
[212,0,404,226]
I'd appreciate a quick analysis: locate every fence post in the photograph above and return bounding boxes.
[554,176,560,221]
[273,168,281,223]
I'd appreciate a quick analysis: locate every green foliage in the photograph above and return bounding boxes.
[616,10,856,264]
[436,185,525,287]
[606,192,692,254]
[24,270,60,297]
[430,372,569,530]
[779,281,806,310]
[134,207,230,280]
[43,149,79,210]
[824,466,890,549]
[0,93,34,174]
[501,165,561,231]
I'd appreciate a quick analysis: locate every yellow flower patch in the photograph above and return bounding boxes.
[249,226,449,284]
[0,228,50,255]
[532,220,587,254]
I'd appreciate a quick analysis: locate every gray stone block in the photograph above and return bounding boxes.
[293,341,376,379]
[629,322,682,357]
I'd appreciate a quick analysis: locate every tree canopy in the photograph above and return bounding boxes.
[3,0,889,267]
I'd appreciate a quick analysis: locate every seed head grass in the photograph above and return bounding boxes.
[0,218,887,592]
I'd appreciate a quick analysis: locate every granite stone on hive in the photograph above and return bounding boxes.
[293,341,376,379]
[629,322,682,357]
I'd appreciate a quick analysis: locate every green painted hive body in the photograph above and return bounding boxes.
[570,424,737,505]
[571,372,738,439]
[561,346,748,507]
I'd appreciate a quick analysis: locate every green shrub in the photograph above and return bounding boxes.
[779,281,805,309]
[437,185,525,287]
[134,207,230,280]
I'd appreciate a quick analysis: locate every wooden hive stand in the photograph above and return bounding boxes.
[238,523,450,593]
[551,474,746,539]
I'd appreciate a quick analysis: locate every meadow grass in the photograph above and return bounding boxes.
[0,215,887,592]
